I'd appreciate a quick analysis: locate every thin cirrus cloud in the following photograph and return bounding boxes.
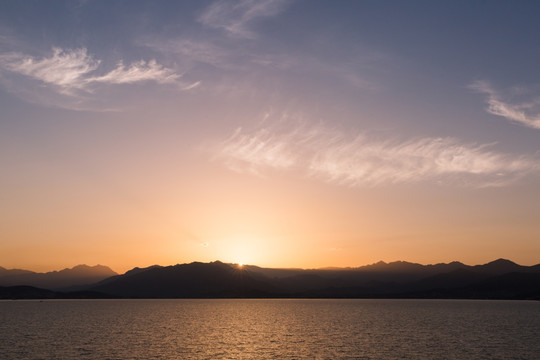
[470,80,540,130]
[198,0,290,38]
[213,120,539,187]
[86,60,180,85]
[217,126,302,175]
[0,47,99,93]
[142,38,240,70]
[141,1,378,93]
[141,37,378,94]
[0,47,192,101]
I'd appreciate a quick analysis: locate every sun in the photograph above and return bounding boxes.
[237,263,244,269]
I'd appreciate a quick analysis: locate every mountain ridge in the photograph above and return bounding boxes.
[0,264,117,290]
[2,259,539,300]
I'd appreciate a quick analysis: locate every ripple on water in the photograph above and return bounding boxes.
[0,299,539,359]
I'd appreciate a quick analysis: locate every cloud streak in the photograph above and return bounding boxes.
[141,1,379,94]
[0,47,188,98]
[470,81,540,130]
[198,0,290,38]
[213,120,539,187]
[87,60,180,85]
[0,47,99,93]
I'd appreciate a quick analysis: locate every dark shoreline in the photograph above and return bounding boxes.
[1,285,539,301]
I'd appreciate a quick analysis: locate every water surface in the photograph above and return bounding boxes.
[1,299,538,359]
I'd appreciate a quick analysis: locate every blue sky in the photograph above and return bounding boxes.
[1,0,540,271]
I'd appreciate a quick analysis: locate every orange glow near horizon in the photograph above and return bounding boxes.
[2,171,540,273]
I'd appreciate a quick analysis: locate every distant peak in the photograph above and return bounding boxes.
[59,264,117,275]
[474,258,522,274]
[123,265,160,276]
[388,260,414,265]
[72,264,91,270]
[487,258,517,265]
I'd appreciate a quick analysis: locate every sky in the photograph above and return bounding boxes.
[1,0,540,273]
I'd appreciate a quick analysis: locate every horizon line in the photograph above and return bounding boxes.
[3,257,538,275]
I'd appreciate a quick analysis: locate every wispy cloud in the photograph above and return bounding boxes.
[141,36,378,96]
[218,126,300,175]
[198,0,290,38]
[142,38,239,69]
[87,60,180,85]
[0,47,99,93]
[213,119,539,187]
[140,1,379,94]
[0,47,195,109]
[470,80,540,130]
[308,135,533,187]
[0,47,183,90]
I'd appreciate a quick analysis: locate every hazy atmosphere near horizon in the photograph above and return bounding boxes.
[1,0,540,273]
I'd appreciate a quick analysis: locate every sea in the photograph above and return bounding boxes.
[0,299,538,359]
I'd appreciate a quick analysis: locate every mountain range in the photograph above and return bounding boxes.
[0,264,117,290]
[1,259,539,300]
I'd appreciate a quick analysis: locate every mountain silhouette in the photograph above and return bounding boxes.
[472,258,525,275]
[408,268,487,291]
[0,264,117,290]
[3,259,540,299]
[0,266,34,276]
[82,259,540,299]
[91,261,275,298]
